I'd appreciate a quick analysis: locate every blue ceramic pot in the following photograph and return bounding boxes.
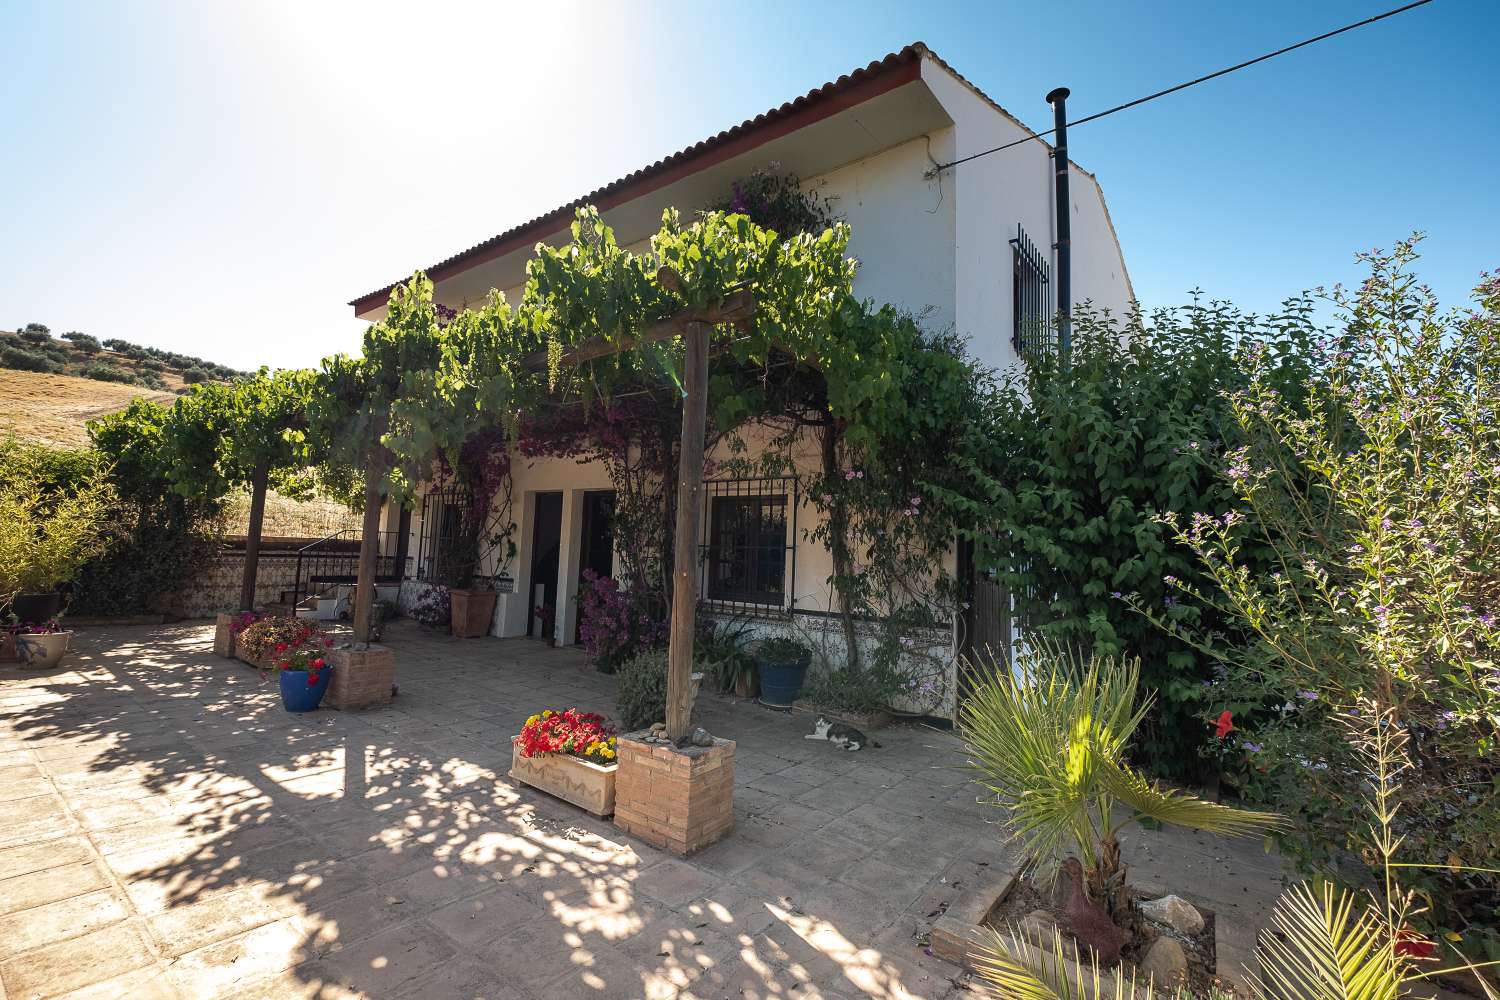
[279,667,333,712]
[756,649,811,709]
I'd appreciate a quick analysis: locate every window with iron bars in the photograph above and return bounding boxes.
[415,487,474,585]
[700,477,797,615]
[1011,223,1054,359]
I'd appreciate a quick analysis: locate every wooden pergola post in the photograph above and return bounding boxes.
[665,322,709,743]
[352,416,388,645]
[518,281,756,742]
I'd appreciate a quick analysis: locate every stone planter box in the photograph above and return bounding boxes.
[234,638,276,671]
[1,631,17,663]
[510,736,617,817]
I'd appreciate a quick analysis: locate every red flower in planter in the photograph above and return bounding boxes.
[307,672,321,686]
[275,642,288,655]
[1214,710,1234,739]
[518,708,617,764]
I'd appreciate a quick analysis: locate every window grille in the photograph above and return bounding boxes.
[416,487,474,584]
[1011,223,1054,359]
[699,477,797,616]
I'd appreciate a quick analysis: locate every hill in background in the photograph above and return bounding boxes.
[1,368,363,542]
[1,322,245,391]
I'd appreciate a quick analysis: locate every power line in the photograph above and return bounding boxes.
[929,0,1436,174]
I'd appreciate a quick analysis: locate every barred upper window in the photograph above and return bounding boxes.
[1011,223,1054,359]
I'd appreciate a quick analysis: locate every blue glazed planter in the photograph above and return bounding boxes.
[756,650,811,709]
[279,667,333,713]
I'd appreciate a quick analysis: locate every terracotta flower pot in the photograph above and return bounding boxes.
[449,589,498,638]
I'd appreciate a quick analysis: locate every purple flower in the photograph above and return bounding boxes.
[1243,742,1264,754]
[1298,690,1319,702]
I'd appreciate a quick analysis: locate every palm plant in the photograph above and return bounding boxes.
[971,698,1500,1000]
[958,641,1284,936]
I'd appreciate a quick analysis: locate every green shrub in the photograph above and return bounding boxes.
[182,367,211,384]
[694,618,756,692]
[959,299,1315,776]
[0,439,115,607]
[614,648,668,731]
[0,346,59,372]
[801,666,903,715]
[18,328,51,345]
[79,361,136,384]
[1156,239,1500,936]
[63,332,100,353]
[756,635,810,663]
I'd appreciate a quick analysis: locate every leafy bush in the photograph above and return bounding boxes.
[800,666,904,715]
[958,298,1314,775]
[78,361,137,384]
[72,400,224,615]
[695,617,756,692]
[182,367,211,384]
[0,439,114,607]
[755,635,810,663]
[0,346,59,372]
[1155,240,1500,936]
[63,332,100,353]
[18,328,51,345]
[578,569,666,674]
[614,648,668,730]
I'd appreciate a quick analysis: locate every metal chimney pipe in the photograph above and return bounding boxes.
[1046,86,1071,354]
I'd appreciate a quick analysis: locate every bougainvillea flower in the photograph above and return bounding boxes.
[1214,710,1234,739]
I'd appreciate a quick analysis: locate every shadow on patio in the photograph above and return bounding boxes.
[1,620,1001,999]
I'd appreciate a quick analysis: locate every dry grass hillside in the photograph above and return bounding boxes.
[1,368,362,539]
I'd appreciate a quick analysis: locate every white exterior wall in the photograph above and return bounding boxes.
[394,63,1132,719]
[919,59,1133,372]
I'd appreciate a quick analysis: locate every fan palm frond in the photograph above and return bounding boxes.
[1246,881,1402,1000]
[974,925,1200,1000]
[1097,756,1290,837]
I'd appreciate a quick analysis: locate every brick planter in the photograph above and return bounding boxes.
[234,638,276,671]
[509,737,617,817]
[1,631,17,663]
[327,644,395,711]
[213,613,236,658]
[613,733,735,856]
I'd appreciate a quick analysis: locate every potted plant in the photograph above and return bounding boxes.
[235,615,329,670]
[696,618,758,698]
[534,604,556,646]
[266,636,336,712]
[0,457,113,624]
[10,620,73,671]
[755,635,813,708]
[509,708,618,816]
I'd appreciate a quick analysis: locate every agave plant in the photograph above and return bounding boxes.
[958,641,1284,937]
[973,698,1499,1000]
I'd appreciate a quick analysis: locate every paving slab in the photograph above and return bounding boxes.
[0,621,1294,999]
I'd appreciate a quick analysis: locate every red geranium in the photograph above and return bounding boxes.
[518,708,617,765]
[1214,710,1234,739]
[1394,926,1435,959]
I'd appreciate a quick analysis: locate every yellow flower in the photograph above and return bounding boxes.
[542,709,554,718]
[600,746,615,759]
[526,714,540,727]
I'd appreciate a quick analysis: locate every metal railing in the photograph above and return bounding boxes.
[289,530,411,609]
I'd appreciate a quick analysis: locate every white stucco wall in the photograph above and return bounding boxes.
[919,58,1133,373]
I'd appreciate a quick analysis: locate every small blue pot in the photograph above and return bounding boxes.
[279,667,333,713]
[756,650,811,709]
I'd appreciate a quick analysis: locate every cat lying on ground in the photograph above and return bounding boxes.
[804,716,880,751]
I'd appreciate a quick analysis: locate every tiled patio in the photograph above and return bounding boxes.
[0,622,1289,1000]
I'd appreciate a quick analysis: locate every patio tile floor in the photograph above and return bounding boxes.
[0,621,1291,999]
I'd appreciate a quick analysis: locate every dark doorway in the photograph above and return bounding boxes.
[576,491,616,642]
[528,492,563,638]
[957,538,1012,706]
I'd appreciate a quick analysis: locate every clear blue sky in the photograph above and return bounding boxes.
[2,1,1495,371]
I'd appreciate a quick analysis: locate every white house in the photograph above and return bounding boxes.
[348,43,1132,719]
